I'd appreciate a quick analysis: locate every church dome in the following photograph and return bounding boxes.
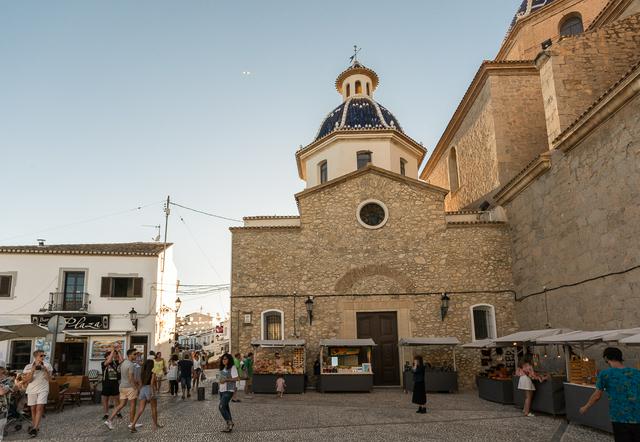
[315,97,403,141]
[511,0,557,27]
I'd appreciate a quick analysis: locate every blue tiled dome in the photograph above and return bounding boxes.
[511,0,557,27]
[315,97,403,141]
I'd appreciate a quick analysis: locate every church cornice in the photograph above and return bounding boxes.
[493,153,553,206]
[586,0,635,31]
[419,60,537,181]
[296,129,427,180]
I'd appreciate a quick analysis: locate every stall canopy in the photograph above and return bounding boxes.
[493,329,566,345]
[537,328,640,345]
[461,339,496,349]
[319,339,376,347]
[0,323,49,341]
[619,333,640,345]
[251,339,305,347]
[399,337,460,346]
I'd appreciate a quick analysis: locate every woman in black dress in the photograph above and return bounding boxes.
[412,355,427,414]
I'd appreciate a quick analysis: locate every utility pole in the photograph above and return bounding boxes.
[162,195,170,272]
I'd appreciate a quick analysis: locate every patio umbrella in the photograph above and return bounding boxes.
[0,323,49,341]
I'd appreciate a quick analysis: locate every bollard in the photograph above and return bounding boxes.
[197,386,205,401]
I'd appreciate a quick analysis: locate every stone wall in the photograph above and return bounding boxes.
[506,92,640,330]
[231,168,517,389]
[539,12,640,143]
[501,0,610,61]
[425,81,499,211]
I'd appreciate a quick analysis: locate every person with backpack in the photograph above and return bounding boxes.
[101,345,123,421]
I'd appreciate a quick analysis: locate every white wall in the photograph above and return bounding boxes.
[302,137,421,187]
[0,247,178,371]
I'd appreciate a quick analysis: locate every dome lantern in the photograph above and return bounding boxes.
[335,46,379,102]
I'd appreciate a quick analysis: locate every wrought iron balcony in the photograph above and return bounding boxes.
[45,292,90,312]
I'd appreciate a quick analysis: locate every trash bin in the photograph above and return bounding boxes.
[211,382,219,395]
[197,387,205,401]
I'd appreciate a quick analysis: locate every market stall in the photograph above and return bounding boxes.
[464,329,566,405]
[399,337,459,393]
[251,339,306,394]
[536,328,640,432]
[319,339,375,393]
[495,329,567,413]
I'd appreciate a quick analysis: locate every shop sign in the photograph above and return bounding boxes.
[31,314,110,330]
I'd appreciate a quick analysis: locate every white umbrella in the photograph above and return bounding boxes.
[0,323,49,341]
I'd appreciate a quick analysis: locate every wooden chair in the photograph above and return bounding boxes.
[46,381,66,412]
[61,376,82,407]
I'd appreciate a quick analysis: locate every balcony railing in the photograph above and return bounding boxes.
[46,292,90,312]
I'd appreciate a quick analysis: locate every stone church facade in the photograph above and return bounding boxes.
[230,0,640,389]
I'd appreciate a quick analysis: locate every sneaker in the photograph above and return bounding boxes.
[29,428,37,438]
[102,414,109,420]
[127,423,143,429]
[526,412,535,417]
[104,420,114,430]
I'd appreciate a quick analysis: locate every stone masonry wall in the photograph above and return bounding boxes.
[540,12,640,143]
[490,74,549,182]
[231,170,517,390]
[506,93,640,330]
[426,81,500,211]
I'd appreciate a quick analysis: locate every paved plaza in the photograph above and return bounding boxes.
[3,387,613,441]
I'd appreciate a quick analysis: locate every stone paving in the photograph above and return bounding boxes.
[3,387,613,441]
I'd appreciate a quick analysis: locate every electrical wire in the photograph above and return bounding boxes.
[0,200,164,242]
[177,213,224,281]
[170,202,242,223]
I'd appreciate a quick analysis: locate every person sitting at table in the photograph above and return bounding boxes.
[516,355,547,417]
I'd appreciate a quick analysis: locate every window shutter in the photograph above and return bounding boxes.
[0,276,11,296]
[133,278,143,297]
[100,277,111,297]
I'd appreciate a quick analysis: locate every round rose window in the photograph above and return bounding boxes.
[356,200,388,229]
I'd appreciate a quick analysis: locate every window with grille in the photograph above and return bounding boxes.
[560,15,583,36]
[471,305,496,341]
[262,310,283,340]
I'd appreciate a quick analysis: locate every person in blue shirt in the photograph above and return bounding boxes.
[580,347,640,442]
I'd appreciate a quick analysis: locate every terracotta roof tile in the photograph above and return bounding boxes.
[0,242,171,257]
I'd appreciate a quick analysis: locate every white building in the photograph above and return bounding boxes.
[0,242,178,375]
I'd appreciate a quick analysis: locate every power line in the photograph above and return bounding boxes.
[178,213,224,281]
[0,200,164,242]
[170,201,242,223]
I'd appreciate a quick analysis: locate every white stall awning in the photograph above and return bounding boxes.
[537,328,640,344]
[399,337,460,346]
[619,333,640,345]
[319,338,376,347]
[251,339,306,347]
[494,329,566,344]
[461,339,495,348]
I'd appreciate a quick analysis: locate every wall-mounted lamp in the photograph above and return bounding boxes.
[175,297,182,312]
[129,307,138,331]
[440,293,450,321]
[305,296,314,325]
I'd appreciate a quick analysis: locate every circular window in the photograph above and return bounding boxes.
[356,200,388,229]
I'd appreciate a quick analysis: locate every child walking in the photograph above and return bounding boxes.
[167,354,179,396]
[276,375,286,398]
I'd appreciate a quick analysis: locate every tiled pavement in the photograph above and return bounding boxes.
[3,387,612,441]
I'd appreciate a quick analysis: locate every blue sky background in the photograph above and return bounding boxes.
[0,1,518,316]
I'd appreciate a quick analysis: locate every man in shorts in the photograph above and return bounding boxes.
[23,350,52,438]
[104,349,141,430]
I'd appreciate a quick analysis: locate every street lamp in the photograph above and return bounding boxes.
[129,307,138,331]
[440,293,450,321]
[173,297,182,351]
[175,297,182,312]
[305,296,314,325]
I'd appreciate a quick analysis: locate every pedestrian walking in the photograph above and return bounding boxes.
[152,352,167,393]
[192,352,203,390]
[276,374,286,398]
[104,349,141,431]
[167,355,179,396]
[178,352,193,399]
[129,359,163,432]
[516,355,548,417]
[218,353,239,433]
[243,352,254,396]
[22,350,52,438]
[580,347,640,442]
[411,356,427,414]
[231,353,242,402]
[101,345,123,420]
[313,357,321,389]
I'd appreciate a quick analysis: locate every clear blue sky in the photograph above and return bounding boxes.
[0,1,518,316]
